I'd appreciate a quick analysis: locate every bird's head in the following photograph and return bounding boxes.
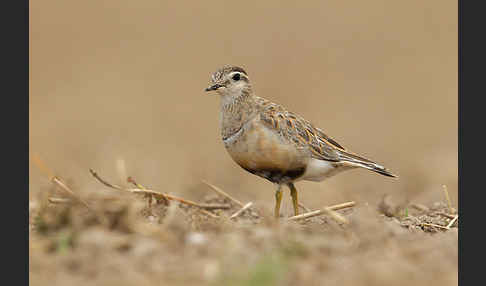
[205,65,252,98]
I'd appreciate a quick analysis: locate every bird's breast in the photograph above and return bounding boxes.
[223,120,307,183]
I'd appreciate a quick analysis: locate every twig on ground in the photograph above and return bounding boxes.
[287,201,356,221]
[127,176,145,189]
[127,176,169,206]
[199,208,220,218]
[32,154,92,210]
[48,196,119,205]
[32,153,55,181]
[321,207,349,224]
[446,215,459,229]
[202,180,245,208]
[32,154,107,224]
[230,202,253,219]
[421,223,450,230]
[48,197,72,204]
[129,189,230,209]
[50,176,93,211]
[89,169,124,190]
[90,169,230,210]
[128,176,153,207]
[442,185,454,213]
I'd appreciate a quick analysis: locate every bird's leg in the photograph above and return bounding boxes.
[274,184,283,218]
[288,182,299,216]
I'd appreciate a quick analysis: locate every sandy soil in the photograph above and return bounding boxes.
[29,1,457,285]
[29,184,457,286]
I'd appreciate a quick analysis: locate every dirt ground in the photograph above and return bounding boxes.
[29,181,457,286]
[30,0,457,285]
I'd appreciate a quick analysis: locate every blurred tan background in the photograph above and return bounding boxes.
[29,0,457,214]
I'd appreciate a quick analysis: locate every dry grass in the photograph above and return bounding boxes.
[29,169,457,286]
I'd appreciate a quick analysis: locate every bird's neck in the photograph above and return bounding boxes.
[219,89,257,140]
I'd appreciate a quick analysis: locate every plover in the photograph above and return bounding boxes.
[205,65,397,218]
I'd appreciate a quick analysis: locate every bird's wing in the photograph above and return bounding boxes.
[255,97,346,162]
[255,97,397,177]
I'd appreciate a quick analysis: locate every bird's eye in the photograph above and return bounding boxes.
[232,73,241,81]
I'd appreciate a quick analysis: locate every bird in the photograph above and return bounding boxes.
[205,65,397,218]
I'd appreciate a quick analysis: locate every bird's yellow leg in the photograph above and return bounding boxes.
[288,182,299,216]
[274,184,283,218]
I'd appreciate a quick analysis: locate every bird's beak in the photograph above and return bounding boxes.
[205,84,222,92]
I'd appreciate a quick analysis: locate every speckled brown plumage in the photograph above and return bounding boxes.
[205,65,397,217]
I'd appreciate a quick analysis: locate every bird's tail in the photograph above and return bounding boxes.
[338,151,398,178]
